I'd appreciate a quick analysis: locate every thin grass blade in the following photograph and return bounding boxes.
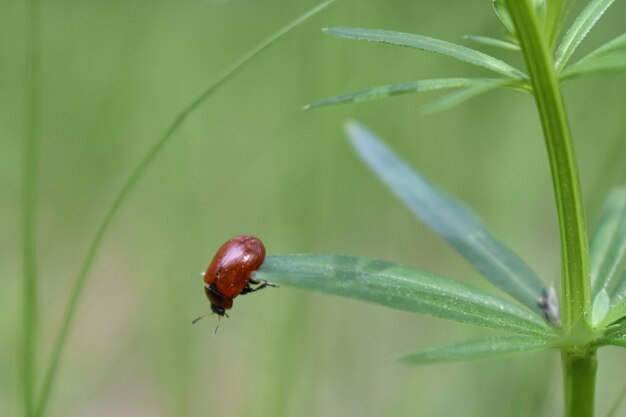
[255,255,554,336]
[589,188,626,297]
[345,121,548,316]
[324,27,527,79]
[304,78,498,109]
[464,35,521,51]
[33,2,336,416]
[555,0,616,71]
[22,0,41,415]
[397,335,553,365]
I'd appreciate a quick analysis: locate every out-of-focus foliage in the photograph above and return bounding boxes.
[2,0,626,416]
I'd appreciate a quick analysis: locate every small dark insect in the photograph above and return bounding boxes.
[537,284,561,326]
[193,235,277,334]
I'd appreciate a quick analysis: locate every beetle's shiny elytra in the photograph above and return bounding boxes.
[202,235,276,317]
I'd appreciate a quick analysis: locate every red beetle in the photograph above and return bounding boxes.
[194,235,276,332]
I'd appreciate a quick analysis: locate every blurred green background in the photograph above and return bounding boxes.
[2,0,626,416]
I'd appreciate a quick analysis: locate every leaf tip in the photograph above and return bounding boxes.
[343,119,362,138]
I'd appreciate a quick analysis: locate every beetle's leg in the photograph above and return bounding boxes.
[240,280,278,295]
[249,279,279,287]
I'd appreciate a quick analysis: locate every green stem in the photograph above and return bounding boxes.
[561,351,597,417]
[504,0,590,333]
[504,1,595,416]
[21,0,40,416]
[33,2,335,416]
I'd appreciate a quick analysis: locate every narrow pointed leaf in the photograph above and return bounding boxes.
[464,35,521,51]
[545,0,578,48]
[602,297,626,327]
[304,78,497,109]
[579,32,626,61]
[324,27,527,79]
[590,188,626,296]
[562,51,626,79]
[602,337,626,348]
[555,0,616,71]
[563,33,626,79]
[603,272,626,326]
[345,122,548,316]
[611,270,626,303]
[493,0,516,34]
[533,0,547,23]
[397,335,553,365]
[599,321,626,347]
[255,255,554,336]
[592,289,610,326]
[420,80,507,114]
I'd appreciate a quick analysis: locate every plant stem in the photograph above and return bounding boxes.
[504,1,595,416]
[21,0,41,416]
[33,2,335,416]
[504,0,590,334]
[561,351,597,417]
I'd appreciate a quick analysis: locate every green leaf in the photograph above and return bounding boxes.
[304,78,497,109]
[611,270,626,303]
[602,297,626,327]
[464,35,521,51]
[562,51,626,80]
[592,289,610,327]
[493,0,516,34]
[495,0,545,31]
[255,255,554,336]
[420,79,510,114]
[544,0,579,48]
[602,337,626,348]
[602,271,626,326]
[345,121,548,316]
[589,188,626,297]
[599,321,626,346]
[554,0,616,71]
[324,27,527,79]
[578,32,626,61]
[397,335,553,365]
[533,0,547,23]
[563,33,626,79]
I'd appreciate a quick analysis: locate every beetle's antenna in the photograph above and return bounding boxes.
[213,315,222,336]
[192,312,212,325]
